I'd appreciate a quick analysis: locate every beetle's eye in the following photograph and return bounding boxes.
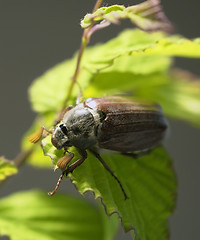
[59,124,68,135]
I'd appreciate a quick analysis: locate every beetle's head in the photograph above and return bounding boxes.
[51,123,70,150]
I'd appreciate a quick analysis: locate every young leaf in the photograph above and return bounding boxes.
[82,30,200,74]
[0,157,18,181]
[83,30,172,75]
[81,0,173,32]
[0,190,119,240]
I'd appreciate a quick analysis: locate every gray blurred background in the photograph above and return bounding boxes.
[0,0,200,239]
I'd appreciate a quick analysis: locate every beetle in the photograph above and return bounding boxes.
[29,96,168,199]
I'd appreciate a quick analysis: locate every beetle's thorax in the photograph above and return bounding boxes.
[52,103,100,150]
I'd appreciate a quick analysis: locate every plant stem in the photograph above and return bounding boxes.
[92,0,103,12]
[62,0,103,109]
[14,149,33,167]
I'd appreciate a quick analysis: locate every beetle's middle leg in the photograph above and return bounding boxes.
[90,150,128,200]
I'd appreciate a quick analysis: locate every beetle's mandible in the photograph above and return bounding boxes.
[29,96,168,199]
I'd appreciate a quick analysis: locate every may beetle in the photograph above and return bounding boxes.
[29,96,168,199]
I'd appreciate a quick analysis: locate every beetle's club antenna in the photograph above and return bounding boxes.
[28,126,52,143]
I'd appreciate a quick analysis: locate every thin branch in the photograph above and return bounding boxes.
[61,0,103,109]
[92,0,103,13]
[14,149,33,167]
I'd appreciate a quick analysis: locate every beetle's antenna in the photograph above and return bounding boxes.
[90,150,128,200]
[28,126,52,143]
[48,173,64,196]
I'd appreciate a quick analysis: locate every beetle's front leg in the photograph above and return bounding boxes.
[48,149,87,196]
[65,149,87,176]
[48,152,74,196]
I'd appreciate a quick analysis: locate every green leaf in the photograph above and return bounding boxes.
[84,71,168,97]
[81,0,173,32]
[83,30,172,75]
[29,58,92,114]
[135,69,200,126]
[0,190,119,240]
[65,147,175,240]
[0,157,18,181]
[82,30,200,75]
[39,136,176,240]
[138,37,200,57]
[84,68,200,126]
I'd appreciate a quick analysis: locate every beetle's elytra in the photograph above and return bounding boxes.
[29,96,168,199]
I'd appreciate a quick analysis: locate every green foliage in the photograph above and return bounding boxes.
[29,58,92,114]
[0,190,118,240]
[71,147,176,240]
[86,69,200,126]
[136,69,200,126]
[0,157,17,181]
